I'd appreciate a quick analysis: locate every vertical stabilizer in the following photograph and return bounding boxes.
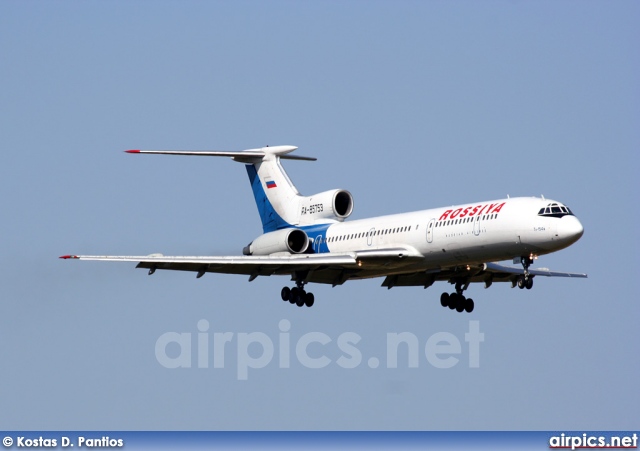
[244,147,306,233]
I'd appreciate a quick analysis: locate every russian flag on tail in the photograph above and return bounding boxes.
[266,180,277,189]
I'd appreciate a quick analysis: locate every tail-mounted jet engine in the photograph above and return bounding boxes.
[243,228,309,256]
[299,189,354,222]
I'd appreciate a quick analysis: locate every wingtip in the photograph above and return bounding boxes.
[59,255,78,259]
[125,149,141,153]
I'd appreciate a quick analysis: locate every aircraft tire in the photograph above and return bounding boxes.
[281,287,291,301]
[517,276,526,289]
[526,277,533,290]
[455,297,466,312]
[440,292,450,307]
[295,293,305,307]
[304,292,315,307]
[465,298,474,313]
[448,293,458,310]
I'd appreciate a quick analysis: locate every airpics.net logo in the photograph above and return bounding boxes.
[155,320,485,380]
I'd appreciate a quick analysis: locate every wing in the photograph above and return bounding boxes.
[60,247,424,286]
[381,261,587,289]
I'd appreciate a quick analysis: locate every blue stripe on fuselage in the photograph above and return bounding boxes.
[299,223,332,254]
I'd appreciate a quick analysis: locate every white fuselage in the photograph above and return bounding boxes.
[317,197,583,269]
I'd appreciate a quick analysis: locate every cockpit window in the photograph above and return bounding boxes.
[538,202,574,218]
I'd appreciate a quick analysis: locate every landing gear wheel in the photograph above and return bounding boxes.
[455,296,466,313]
[525,277,533,290]
[517,275,526,289]
[304,292,315,307]
[295,292,305,307]
[289,287,299,304]
[465,298,474,313]
[448,293,458,310]
[281,287,291,302]
[440,292,450,307]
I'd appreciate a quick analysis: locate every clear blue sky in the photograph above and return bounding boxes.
[1,1,638,430]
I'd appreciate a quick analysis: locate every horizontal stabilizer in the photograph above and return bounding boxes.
[125,145,316,162]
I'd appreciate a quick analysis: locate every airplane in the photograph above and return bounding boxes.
[60,145,587,312]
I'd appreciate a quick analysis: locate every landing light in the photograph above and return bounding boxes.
[357,260,362,267]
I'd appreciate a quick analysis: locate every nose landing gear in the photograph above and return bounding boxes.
[517,256,535,290]
[516,274,534,290]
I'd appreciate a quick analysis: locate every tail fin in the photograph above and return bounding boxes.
[244,147,312,232]
[125,145,315,233]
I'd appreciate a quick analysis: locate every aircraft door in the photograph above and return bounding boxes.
[426,219,435,243]
[367,227,376,247]
[473,215,481,236]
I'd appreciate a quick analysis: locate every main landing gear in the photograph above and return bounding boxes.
[439,281,474,313]
[281,282,315,308]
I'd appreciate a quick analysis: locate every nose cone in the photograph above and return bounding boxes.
[557,215,584,245]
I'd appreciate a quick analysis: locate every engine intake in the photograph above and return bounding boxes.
[243,228,310,256]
